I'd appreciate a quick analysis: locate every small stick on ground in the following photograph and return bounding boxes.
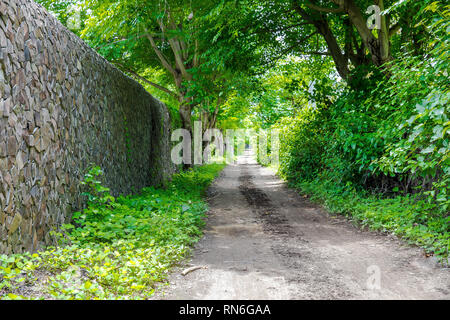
[181,266,208,276]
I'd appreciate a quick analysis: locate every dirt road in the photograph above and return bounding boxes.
[156,151,449,300]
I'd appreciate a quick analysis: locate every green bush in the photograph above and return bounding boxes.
[274,107,326,182]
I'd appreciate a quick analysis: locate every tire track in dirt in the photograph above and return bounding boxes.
[238,165,354,299]
[239,170,292,237]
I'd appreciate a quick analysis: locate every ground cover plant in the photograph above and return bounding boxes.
[0,164,225,300]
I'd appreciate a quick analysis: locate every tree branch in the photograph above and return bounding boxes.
[329,0,345,6]
[116,63,179,99]
[159,16,192,81]
[292,0,350,79]
[95,34,147,50]
[302,51,331,55]
[193,39,199,68]
[374,0,391,62]
[305,1,345,13]
[144,29,178,79]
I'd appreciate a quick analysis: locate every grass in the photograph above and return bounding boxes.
[0,163,225,300]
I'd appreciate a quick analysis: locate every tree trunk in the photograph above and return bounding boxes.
[346,0,393,67]
[178,102,193,169]
[179,103,192,135]
[316,18,350,80]
[292,2,350,80]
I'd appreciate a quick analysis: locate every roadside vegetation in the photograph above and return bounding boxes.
[0,164,224,300]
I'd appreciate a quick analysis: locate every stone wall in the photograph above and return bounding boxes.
[0,0,175,253]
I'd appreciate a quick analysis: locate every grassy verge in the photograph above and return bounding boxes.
[0,164,225,300]
[291,178,449,264]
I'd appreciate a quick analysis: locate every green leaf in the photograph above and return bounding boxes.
[421,145,435,154]
[84,281,92,290]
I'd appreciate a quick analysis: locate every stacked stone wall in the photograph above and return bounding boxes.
[0,0,175,253]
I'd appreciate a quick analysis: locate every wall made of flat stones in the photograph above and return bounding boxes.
[0,0,175,253]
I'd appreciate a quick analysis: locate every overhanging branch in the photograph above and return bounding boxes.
[116,63,179,99]
[144,29,178,79]
[305,1,345,13]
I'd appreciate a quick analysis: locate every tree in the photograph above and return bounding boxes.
[35,0,87,35]
[77,0,210,133]
[207,0,438,81]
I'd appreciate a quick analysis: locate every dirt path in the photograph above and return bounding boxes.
[156,150,449,300]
